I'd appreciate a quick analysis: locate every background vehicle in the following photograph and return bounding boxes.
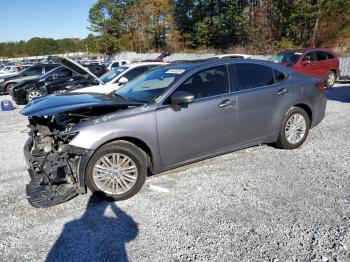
[73,62,167,94]
[105,60,129,70]
[21,59,326,207]
[0,64,58,94]
[0,65,17,75]
[82,64,109,77]
[143,52,171,62]
[12,66,101,104]
[272,48,339,87]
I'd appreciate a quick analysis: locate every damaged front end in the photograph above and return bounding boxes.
[21,93,143,207]
[24,114,93,208]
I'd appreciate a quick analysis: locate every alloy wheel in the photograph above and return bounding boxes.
[27,91,42,101]
[285,113,307,144]
[92,153,138,195]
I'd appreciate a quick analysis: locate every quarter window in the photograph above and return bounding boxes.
[176,65,229,99]
[235,63,275,90]
[326,52,335,59]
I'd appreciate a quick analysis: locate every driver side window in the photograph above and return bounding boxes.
[175,65,229,100]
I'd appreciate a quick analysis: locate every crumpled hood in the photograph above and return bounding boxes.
[20,93,140,116]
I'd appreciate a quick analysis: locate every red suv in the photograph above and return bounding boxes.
[273,48,339,87]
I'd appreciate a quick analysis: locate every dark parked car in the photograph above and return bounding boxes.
[12,66,101,104]
[81,64,109,77]
[272,48,339,87]
[0,64,58,94]
[21,59,326,207]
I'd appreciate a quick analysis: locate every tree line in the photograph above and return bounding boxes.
[1,0,349,58]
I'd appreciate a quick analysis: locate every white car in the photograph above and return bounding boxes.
[106,60,130,71]
[212,54,251,59]
[72,62,167,94]
[0,65,17,76]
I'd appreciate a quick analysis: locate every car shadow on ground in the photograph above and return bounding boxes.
[46,193,138,262]
[325,85,350,103]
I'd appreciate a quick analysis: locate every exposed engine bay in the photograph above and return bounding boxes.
[24,106,128,208]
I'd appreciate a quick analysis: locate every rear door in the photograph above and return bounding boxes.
[232,63,292,144]
[315,51,329,77]
[156,65,237,166]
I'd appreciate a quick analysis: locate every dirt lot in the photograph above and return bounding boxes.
[0,85,349,262]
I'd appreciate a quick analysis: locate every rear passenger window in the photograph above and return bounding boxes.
[326,52,335,59]
[273,69,286,83]
[235,64,275,90]
[176,65,229,99]
[316,51,328,61]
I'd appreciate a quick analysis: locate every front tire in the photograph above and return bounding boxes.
[85,141,148,201]
[275,107,310,149]
[26,90,44,101]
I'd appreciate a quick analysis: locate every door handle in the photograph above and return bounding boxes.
[218,99,236,108]
[277,88,288,95]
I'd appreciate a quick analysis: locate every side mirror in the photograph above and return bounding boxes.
[118,77,128,84]
[171,91,194,107]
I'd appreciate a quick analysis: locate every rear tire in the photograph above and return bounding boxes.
[275,107,310,149]
[85,141,147,201]
[5,83,16,95]
[325,71,336,88]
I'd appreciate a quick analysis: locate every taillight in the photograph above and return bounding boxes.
[104,68,109,73]
[315,82,325,90]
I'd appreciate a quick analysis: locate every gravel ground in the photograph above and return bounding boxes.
[0,84,349,262]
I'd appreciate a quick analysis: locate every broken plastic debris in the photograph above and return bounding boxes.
[148,185,169,193]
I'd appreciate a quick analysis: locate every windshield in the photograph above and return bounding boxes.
[115,67,186,103]
[271,52,302,63]
[100,66,128,83]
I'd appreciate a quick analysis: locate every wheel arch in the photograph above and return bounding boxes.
[4,82,16,92]
[329,68,337,75]
[77,136,154,194]
[293,103,312,122]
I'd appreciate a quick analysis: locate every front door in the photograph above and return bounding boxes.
[156,65,237,166]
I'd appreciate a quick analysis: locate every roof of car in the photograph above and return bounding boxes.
[124,62,168,68]
[163,58,281,71]
[213,53,251,58]
[281,48,335,54]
